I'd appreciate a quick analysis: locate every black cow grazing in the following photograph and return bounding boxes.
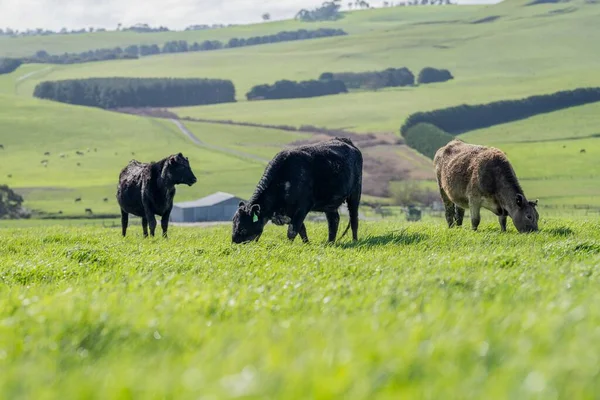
[85,208,93,214]
[75,197,82,202]
[76,151,85,156]
[44,151,50,156]
[117,153,197,238]
[103,197,109,202]
[232,137,363,244]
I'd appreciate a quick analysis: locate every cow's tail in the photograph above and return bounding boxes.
[339,219,352,239]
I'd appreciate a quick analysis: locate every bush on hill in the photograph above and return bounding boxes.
[25,47,137,64]
[295,1,343,21]
[400,87,600,136]
[417,67,454,84]
[402,123,454,159]
[247,79,347,100]
[33,78,236,109]
[320,67,415,90]
[0,58,23,74]
[0,185,30,219]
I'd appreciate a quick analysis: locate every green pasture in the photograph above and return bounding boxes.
[0,6,481,58]
[1,219,600,398]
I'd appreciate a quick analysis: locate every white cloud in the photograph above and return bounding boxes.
[0,0,328,31]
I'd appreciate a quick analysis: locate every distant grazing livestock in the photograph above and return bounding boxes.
[434,139,539,233]
[580,149,586,154]
[40,159,48,164]
[60,153,66,158]
[58,211,63,215]
[77,163,81,167]
[103,197,109,202]
[117,153,197,238]
[76,151,85,156]
[7,174,12,178]
[0,144,4,149]
[232,137,363,244]
[75,197,82,202]
[85,208,93,214]
[44,151,50,156]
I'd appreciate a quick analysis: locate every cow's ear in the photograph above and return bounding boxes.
[250,204,261,216]
[516,194,525,208]
[238,201,245,208]
[177,152,184,159]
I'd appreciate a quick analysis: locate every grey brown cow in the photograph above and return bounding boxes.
[434,139,539,233]
[117,153,197,238]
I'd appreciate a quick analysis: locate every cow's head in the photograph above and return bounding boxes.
[512,194,539,233]
[164,153,197,186]
[232,202,264,244]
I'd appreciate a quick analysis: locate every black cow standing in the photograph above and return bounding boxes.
[232,137,363,244]
[117,153,197,238]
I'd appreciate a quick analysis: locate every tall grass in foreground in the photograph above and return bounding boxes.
[1,218,599,398]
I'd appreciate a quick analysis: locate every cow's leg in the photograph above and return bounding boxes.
[325,211,340,243]
[499,214,508,232]
[121,210,129,237]
[298,223,309,244]
[347,190,361,242]
[469,198,482,231]
[142,217,149,238]
[147,215,157,237]
[440,188,456,228]
[455,206,465,227]
[287,208,310,242]
[161,206,173,238]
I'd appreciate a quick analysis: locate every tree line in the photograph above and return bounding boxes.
[33,78,236,109]
[247,79,348,100]
[0,58,23,75]
[319,68,415,90]
[19,28,347,65]
[401,87,600,137]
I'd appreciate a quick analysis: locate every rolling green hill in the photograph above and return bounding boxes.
[1,0,599,218]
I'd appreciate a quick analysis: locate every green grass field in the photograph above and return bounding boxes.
[1,0,600,212]
[1,219,600,398]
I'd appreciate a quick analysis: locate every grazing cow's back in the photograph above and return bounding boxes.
[232,137,363,244]
[434,139,539,233]
[116,153,197,238]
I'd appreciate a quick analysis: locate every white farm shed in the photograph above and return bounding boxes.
[170,192,245,223]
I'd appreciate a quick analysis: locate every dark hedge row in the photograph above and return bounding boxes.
[0,58,23,75]
[247,79,348,100]
[319,67,415,90]
[22,28,348,65]
[33,78,236,109]
[401,87,600,136]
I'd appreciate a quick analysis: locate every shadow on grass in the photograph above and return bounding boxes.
[544,226,575,237]
[336,229,428,249]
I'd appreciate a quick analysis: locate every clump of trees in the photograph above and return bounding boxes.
[20,28,347,65]
[418,67,454,84]
[122,24,169,33]
[227,28,347,48]
[402,123,453,159]
[247,79,348,100]
[0,58,23,75]
[401,87,600,136]
[320,67,415,90]
[24,47,137,64]
[0,185,30,219]
[296,1,344,21]
[34,78,236,109]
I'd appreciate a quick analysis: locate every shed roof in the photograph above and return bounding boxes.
[174,192,242,208]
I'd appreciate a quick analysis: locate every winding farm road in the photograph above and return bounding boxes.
[170,119,270,164]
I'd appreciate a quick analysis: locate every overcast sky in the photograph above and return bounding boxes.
[0,0,501,31]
